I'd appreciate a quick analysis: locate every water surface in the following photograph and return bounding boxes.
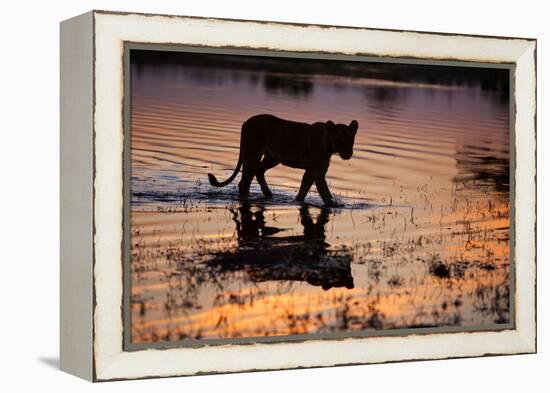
[129,51,511,344]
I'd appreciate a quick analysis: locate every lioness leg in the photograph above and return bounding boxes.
[239,151,262,198]
[315,176,335,206]
[296,170,315,202]
[238,172,254,198]
[256,156,279,198]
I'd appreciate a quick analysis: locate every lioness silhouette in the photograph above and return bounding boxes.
[208,114,358,206]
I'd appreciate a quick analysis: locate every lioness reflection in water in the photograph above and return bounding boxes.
[210,204,354,290]
[208,114,359,206]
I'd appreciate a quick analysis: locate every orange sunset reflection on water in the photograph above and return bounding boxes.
[129,51,511,344]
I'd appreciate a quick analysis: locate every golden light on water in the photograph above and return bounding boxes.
[129,51,511,344]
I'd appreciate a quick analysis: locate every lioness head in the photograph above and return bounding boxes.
[327,120,358,160]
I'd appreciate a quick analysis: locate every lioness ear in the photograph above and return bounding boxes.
[326,120,336,134]
[349,120,358,132]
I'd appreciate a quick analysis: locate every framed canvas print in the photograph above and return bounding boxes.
[60,10,537,381]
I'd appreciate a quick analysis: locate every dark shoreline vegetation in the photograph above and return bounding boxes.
[131,49,510,94]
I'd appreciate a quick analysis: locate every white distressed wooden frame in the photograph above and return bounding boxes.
[60,10,536,382]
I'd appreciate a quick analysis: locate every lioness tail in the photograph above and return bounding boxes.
[208,155,243,187]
